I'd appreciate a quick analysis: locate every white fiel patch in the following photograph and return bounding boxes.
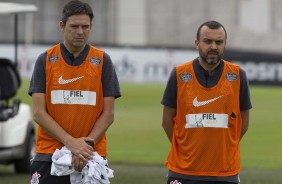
[185,113,228,128]
[51,90,96,105]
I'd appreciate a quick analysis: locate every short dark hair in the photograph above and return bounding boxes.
[61,0,94,24]
[196,21,227,40]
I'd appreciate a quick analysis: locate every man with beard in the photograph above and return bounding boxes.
[161,21,252,184]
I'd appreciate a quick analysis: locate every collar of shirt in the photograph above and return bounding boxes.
[60,43,90,66]
[193,58,224,88]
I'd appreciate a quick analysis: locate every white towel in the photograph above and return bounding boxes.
[51,146,74,176]
[51,146,114,184]
[81,153,114,184]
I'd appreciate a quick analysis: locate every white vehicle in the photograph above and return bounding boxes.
[0,2,37,173]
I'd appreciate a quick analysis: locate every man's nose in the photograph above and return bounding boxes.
[76,26,84,34]
[210,42,217,49]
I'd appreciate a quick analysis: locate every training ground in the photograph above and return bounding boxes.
[0,81,281,184]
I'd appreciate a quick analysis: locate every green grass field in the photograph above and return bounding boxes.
[0,81,281,183]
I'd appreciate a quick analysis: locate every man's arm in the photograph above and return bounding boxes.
[162,105,176,142]
[72,96,115,171]
[89,52,119,143]
[31,93,94,161]
[87,96,115,144]
[240,109,250,140]
[239,68,251,141]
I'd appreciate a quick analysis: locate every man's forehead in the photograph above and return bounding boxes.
[66,14,91,24]
[199,26,226,40]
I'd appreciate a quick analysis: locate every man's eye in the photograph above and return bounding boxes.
[204,40,212,44]
[82,25,90,29]
[70,25,90,29]
[71,25,79,28]
[216,41,224,45]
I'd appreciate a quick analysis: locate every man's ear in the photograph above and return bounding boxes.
[59,21,65,32]
[194,39,199,50]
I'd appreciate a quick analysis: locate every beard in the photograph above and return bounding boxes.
[199,49,223,65]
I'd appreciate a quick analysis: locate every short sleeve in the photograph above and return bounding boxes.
[161,67,177,109]
[102,52,121,98]
[28,52,47,96]
[239,68,252,111]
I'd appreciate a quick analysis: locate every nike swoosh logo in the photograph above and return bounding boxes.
[193,95,223,107]
[58,76,84,84]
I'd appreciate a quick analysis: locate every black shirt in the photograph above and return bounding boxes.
[28,43,121,162]
[161,58,252,183]
[161,58,252,111]
[29,43,121,99]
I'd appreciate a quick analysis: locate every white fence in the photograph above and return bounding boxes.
[1,44,282,85]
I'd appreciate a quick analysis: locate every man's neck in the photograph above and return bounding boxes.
[63,42,85,58]
[198,58,221,75]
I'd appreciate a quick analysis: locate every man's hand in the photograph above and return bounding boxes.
[66,137,94,171]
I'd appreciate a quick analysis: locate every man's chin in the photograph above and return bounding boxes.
[73,42,85,47]
[206,59,220,65]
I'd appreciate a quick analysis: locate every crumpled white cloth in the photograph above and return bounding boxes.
[51,146,74,176]
[51,146,114,184]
